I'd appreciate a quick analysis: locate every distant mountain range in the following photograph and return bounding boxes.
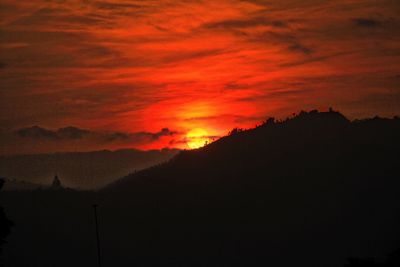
[0,148,179,190]
[0,177,44,191]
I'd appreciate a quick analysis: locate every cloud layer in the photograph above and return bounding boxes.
[1,0,400,153]
[0,125,177,154]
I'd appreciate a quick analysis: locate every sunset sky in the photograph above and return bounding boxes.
[1,0,399,154]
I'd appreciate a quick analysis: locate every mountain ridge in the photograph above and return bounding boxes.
[93,110,400,266]
[104,110,399,191]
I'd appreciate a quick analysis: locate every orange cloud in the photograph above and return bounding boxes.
[1,0,400,153]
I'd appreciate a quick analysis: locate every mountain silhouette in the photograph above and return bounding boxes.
[95,110,400,266]
[105,110,398,193]
[1,110,400,266]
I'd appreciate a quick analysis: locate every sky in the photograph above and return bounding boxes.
[0,0,399,154]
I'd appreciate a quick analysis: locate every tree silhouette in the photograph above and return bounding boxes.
[343,248,400,267]
[344,257,379,267]
[0,179,14,257]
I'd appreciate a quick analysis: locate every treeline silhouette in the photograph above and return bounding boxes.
[1,110,400,266]
[344,247,400,266]
[0,179,13,265]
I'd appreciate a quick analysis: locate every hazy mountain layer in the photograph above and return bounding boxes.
[0,148,179,190]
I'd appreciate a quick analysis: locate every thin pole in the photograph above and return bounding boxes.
[93,204,102,267]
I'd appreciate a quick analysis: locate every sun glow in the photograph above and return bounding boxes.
[186,128,210,149]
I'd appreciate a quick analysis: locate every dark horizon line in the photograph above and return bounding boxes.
[0,147,181,157]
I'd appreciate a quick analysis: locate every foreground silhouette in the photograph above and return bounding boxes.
[344,247,400,266]
[1,110,400,266]
[0,179,13,264]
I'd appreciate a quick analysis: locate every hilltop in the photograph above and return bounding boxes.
[105,110,399,192]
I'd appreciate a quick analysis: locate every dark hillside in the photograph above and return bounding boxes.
[98,110,400,266]
[2,110,400,267]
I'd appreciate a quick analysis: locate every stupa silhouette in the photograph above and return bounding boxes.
[51,174,62,189]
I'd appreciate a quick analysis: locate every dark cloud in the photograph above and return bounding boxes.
[11,7,107,27]
[77,45,121,58]
[352,18,381,27]
[203,16,286,30]
[278,51,353,68]
[239,89,312,102]
[288,43,312,54]
[152,128,177,139]
[106,132,130,141]
[16,126,58,140]
[57,127,91,139]
[15,125,177,144]
[107,128,177,142]
[183,115,221,122]
[161,49,223,64]
[92,1,142,10]
[253,31,312,55]
[224,82,244,90]
[0,29,87,44]
[16,126,90,140]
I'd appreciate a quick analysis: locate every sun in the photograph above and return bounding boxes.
[186,128,210,149]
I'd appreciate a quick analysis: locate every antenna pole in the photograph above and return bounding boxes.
[93,204,102,267]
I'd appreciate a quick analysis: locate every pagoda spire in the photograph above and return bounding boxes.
[51,174,62,189]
